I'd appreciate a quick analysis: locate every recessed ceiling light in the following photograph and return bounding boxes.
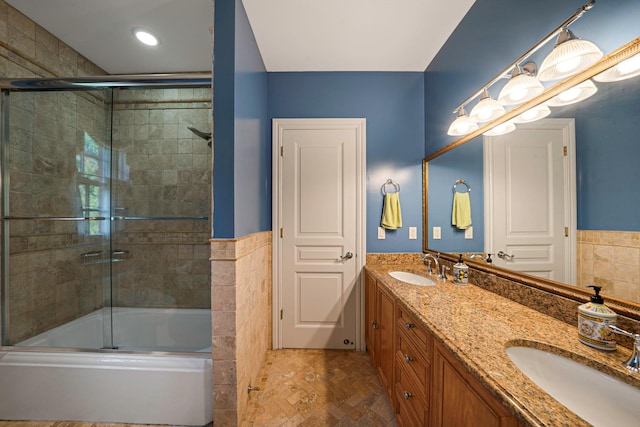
[133,28,159,46]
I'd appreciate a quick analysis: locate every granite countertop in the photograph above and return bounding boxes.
[365,262,640,427]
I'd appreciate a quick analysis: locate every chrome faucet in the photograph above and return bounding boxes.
[607,323,640,373]
[469,252,493,264]
[422,253,440,275]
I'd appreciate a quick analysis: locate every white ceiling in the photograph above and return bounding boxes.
[7,0,475,74]
[243,0,475,72]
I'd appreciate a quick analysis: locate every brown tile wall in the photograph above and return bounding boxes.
[211,231,272,426]
[110,89,212,309]
[0,1,110,344]
[577,230,640,303]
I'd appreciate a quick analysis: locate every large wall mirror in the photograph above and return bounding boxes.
[424,37,640,311]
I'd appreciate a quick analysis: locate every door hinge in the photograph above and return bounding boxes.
[563,146,568,156]
[280,146,284,156]
[280,309,283,320]
[280,228,283,238]
[565,227,569,237]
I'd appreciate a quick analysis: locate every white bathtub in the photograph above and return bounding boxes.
[0,308,213,426]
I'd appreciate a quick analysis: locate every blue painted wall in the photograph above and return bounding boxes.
[269,72,425,253]
[213,0,269,238]
[428,140,484,252]
[425,0,640,237]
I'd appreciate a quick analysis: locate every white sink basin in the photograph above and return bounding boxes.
[506,346,640,427]
[388,271,437,286]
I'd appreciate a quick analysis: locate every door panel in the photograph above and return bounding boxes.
[485,119,575,283]
[278,121,362,349]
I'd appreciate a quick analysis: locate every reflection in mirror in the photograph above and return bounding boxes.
[425,38,640,305]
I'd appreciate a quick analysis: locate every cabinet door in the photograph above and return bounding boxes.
[376,284,395,399]
[365,272,377,362]
[431,341,520,427]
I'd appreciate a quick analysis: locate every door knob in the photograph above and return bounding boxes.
[340,252,353,260]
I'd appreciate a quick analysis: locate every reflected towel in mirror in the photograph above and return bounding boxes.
[452,192,472,229]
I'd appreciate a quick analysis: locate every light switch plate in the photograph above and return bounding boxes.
[378,227,386,240]
[465,226,473,239]
[433,226,441,240]
[409,227,417,240]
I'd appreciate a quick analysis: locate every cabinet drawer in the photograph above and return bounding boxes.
[396,305,429,355]
[396,329,430,393]
[394,362,429,427]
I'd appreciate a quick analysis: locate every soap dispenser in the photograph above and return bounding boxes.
[578,286,617,351]
[453,254,469,285]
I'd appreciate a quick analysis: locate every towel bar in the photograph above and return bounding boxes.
[381,179,400,195]
[452,179,471,193]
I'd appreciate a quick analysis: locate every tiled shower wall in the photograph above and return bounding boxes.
[211,231,272,426]
[577,230,640,303]
[110,89,212,308]
[1,1,110,344]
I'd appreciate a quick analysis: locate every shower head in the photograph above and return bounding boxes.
[187,126,212,147]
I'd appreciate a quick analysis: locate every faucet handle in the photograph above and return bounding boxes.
[606,323,640,373]
[439,265,450,280]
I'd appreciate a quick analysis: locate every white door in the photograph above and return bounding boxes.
[273,119,365,349]
[484,119,576,283]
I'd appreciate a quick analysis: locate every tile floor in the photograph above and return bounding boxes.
[0,350,396,427]
[243,349,397,426]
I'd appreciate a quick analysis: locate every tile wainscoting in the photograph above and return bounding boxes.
[210,231,272,425]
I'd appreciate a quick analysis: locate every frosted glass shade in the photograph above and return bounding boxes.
[594,53,640,82]
[538,29,603,82]
[447,110,479,136]
[483,121,516,136]
[512,103,551,124]
[498,74,544,105]
[469,90,505,123]
[547,79,597,107]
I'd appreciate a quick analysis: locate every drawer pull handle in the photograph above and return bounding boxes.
[405,322,415,329]
[403,391,413,399]
[404,354,413,363]
[371,321,378,330]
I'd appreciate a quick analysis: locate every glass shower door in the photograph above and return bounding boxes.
[1,88,114,349]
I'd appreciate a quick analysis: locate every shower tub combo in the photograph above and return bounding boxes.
[0,75,214,426]
[0,308,213,426]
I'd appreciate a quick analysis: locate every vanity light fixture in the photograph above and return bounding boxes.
[498,63,545,105]
[483,120,515,136]
[547,79,598,107]
[512,103,551,124]
[538,27,603,81]
[594,53,640,82]
[469,89,505,123]
[446,1,596,137]
[447,107,479,136]
[133,28,159,46]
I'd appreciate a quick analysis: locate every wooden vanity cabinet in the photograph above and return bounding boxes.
[431,340,522,427]
[364,271,395,400]
[365,271,522,426]
[393,305,432,427]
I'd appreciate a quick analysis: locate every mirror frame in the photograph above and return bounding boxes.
[423,36,640,320]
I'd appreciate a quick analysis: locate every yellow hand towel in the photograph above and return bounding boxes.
[452,192,472,230]
[381,192,402,230]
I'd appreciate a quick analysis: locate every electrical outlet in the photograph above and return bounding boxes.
[433,226,441,240]
[465,226,473,239]
[409,227,417,240]
[377,227,386,240]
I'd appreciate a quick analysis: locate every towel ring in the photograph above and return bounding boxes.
[381,179,400,195]
[452,179,471,194]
